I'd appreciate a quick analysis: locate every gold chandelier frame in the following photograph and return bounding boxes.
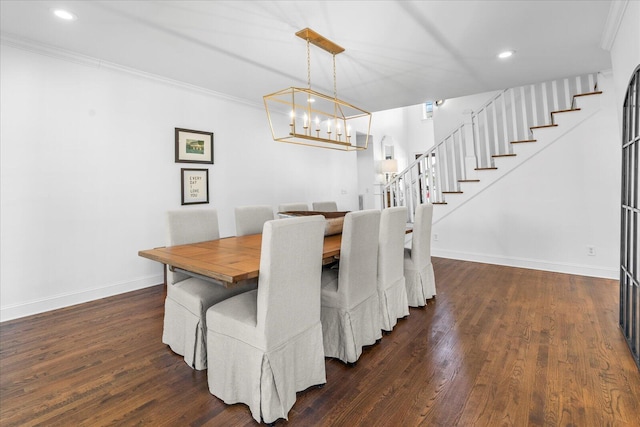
[263,28,371,151]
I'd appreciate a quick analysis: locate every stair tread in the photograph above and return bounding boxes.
[432,202,448,205]
[492,154,517,158]
[551,108,581,114]
[475,167,498,170]
[458,179,480,182]
[571,91,602,108]
[530,124,559,130]
[511,139,537,144]
[442,191,463,194]
[574,91,603,98]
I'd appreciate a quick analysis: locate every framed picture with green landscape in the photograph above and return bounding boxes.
[175,128,214,164]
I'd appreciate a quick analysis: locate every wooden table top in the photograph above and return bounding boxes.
[138,233,342,287]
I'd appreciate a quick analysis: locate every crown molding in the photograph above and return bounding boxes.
[600,0,629,51]
[0,32,263,110]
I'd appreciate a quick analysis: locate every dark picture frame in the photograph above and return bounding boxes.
[175,128,214,164]
[181,168,209,205]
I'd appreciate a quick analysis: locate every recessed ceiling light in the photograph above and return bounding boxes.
[498,50,515,59]
[52,9,78,21]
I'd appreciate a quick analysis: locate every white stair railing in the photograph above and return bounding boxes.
[383,73,598,222]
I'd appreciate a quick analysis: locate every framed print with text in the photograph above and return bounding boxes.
[175,128,214,164]
[181,168,209,205]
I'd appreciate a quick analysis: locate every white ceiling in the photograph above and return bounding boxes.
[0,0,614,112]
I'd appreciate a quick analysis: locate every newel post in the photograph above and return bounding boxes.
[462,109,478,180]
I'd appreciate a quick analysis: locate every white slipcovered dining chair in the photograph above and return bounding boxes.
[206,215,326,424]
[162,209,256,370]
[312,201,338,212]
[235,205,275,236]
[277,202,309,212]
[404,203,436,306]
[320,209,382,364]
[377,206,410,332]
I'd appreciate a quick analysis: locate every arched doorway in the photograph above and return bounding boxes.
[620,64,640,369]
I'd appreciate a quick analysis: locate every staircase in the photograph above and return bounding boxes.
[382,73,602,224]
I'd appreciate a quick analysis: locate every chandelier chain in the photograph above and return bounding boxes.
[306,38,311,89]
[333,54,337,100]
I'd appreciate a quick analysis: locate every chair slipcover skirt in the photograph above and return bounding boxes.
[162,278,256,370]
[403,203,437,307]
[377,206,410,332]
[321,270,382,363]
[404,250,436,307]
[379,276,409,331]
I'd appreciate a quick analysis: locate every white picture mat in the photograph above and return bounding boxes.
[177,130,213,162]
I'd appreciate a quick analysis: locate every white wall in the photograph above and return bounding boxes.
[0,44,359,321]
[432,90,501,143]
[405,104,436,155]
[430,73,620,279]
[362,105,435,209]
[356,133,376,210]
[609,0,640,120]
[372,105,438,167]
[364,108,405,209]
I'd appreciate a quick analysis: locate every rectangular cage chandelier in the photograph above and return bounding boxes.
[263,28,371,151]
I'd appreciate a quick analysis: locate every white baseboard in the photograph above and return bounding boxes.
[0,274,164,322]
[432,249,618,280]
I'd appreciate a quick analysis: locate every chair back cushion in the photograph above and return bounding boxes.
[338,210,381,308]
[378,207,408,289]
[235,205,275,236]
[411,203,434,268]
[256,215,325,348]
[166,209,220,246]
[166,209,220,284]
[312,201,338,212]
[278,202,309,212]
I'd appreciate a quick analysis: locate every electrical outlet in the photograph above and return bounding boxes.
[433,233,439,242]
[587,245,596,256]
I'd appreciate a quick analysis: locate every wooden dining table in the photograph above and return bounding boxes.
[138,233,343,288]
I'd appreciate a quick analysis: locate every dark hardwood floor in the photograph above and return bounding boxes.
[1,258,639,426]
